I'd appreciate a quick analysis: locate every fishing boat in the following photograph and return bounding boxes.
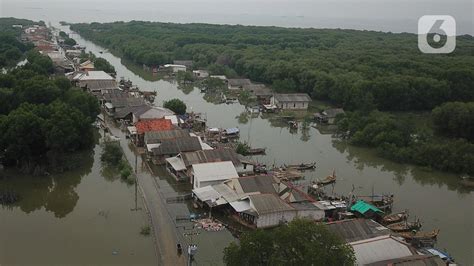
[314,170,337,186]
[247,148,266,155]
[387,219,422,232]
[358,194,394,212]
[398,229,440,241]
[381,211,408,225]
[285,162,316,171]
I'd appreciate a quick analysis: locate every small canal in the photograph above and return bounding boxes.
[0,24,472,265]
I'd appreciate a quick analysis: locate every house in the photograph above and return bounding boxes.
[144,129,191,148]
[74,71,116,92]
[150,136,202,165]
[112,104,149,122]
[192,175,324,228]
[209,75,227,81]
[191,161,239,189]
[132,107,174,123]
[244,194,297,228]
[173,60,193,68]
[327,219,416,265]
[79,60,95,72]
[104,96,146,118]
[350,200,384,219]
[166,148,254,180]
[243,84,273,104]
[366,255,446,266]
[164,64,186,73]
[227,79,251,90]
[192,70,209,79]
[271,93,311,110]
[134,119,174,146]
[315,108,345,124]
[65,49,82,58]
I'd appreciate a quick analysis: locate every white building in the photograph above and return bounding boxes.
[164,64,186,73]
[74,71,116,92]
[271,93,312,110]
[192,70,209,78]
[191,161,239,189]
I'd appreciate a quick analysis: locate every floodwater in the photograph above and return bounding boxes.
[66,29,473,265]
[0,20,472,265]
[0,145,157,265]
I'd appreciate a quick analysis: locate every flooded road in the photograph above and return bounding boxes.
[67,28,473,265]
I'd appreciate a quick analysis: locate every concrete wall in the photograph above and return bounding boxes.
[278,101,308,110]
[296,209,325,221]
[256,210,297,228]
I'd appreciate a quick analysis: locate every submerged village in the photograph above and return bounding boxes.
[1,23,463,265]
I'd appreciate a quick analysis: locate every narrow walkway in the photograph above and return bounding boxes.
[108,125,186,266]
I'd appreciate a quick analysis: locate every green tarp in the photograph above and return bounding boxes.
[350,200,383,215]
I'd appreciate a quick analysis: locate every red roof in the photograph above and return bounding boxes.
[136,119,173,134]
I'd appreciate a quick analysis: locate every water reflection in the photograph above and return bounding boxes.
[236,112,249,124]
[0,149,94,218]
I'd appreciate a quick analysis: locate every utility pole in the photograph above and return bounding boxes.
[131,132,141,211]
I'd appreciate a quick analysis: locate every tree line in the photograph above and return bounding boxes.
[336,105,474,175]
[0,18,36,68]
[71,21,473,111]
[0,48,99,174]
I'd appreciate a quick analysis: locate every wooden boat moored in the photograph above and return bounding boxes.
[285,162,316,171]
[382,211,408,225]
[387,219,422,232]
[398,229,440,240]
[315,170,337,186]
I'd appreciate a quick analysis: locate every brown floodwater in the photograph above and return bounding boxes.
[0,145,157,265]
[0,24,472,265]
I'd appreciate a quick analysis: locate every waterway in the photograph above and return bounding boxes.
[0,144,157,265]
[66,28,473,265]
[0,21,472,265]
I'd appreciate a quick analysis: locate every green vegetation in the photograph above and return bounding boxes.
[80,51,116,74]
[70,21,474,175]
[235,142,250,156]
[337,109,474,175]
[140,225,151,236]
[432,102,474,141]
[176,70,194,83]
[101,142,123,166]
[0,18,35,68]
[163,98,187,115]
[101,142,136,184]
[59,31,77,46]
[0,51,99,173]
[223,219,355,265]
[71,21,473,111]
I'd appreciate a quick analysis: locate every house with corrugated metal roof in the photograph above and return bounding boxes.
[192,175,324,228]
[227,78,251,90]
[271,93,311,110]
[74,70,116,92]
[149,136,202,165]
[191,161,239,189]
[165,148,254,180]
[327,219,417,265]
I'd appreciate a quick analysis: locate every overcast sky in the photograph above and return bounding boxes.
[1,0,472,34]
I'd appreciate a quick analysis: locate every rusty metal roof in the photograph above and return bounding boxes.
[181,148,241,167]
